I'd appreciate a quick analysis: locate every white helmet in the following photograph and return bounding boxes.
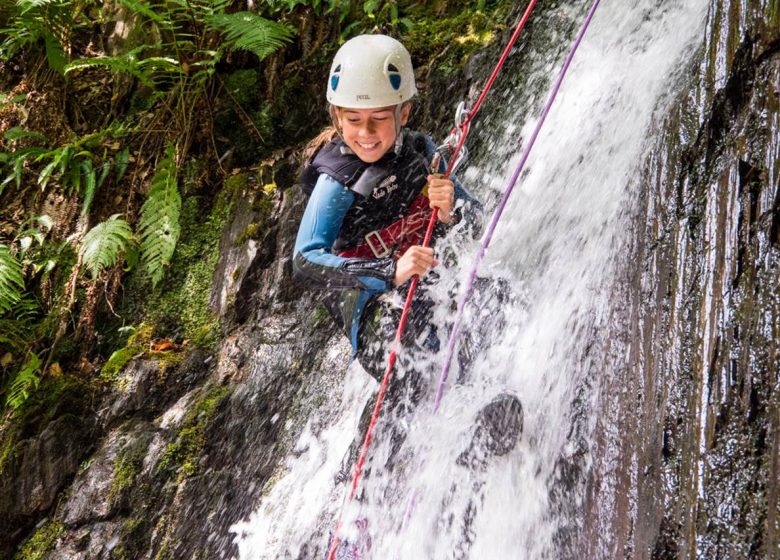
[327,34,417,109]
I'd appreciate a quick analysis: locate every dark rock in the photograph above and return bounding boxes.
[62,420,156,528]
[104,360,161,423]
[48,520,123,560]
[0,414,94,547]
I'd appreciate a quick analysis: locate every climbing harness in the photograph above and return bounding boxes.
[433,0,603,412]
[326,2,539,557]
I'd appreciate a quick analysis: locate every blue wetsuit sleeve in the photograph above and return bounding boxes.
[293,174,395,292]
[423,135,484,236]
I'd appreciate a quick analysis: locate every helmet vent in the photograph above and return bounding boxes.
[330,64,342,91]
[387,63,402,91]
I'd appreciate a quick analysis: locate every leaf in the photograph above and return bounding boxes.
[79,214,134,279]
[139,145,180,286]
[70,162,81,192]
[96,160,111,189]
[207,12,296,62]
[44,33,67,74]
[115,148,129,182]
[19,237,33,252]
[37,158,59,190]
[0,244,24,315]
[4,127,47,143]
[36,215,53,232]
[58,146,72,176]
[5,352,41,410]
[81,159,97,216]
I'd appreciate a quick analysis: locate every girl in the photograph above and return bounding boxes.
[293,33,483,382]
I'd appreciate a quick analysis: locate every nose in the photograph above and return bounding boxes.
[358,119,377,136]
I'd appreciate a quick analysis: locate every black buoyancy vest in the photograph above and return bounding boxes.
[300,130,431,252]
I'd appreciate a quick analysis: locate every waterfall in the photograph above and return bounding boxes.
[231,1,710,558]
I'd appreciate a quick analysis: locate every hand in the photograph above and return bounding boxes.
[393,245,437,286]
[427,175,455,224]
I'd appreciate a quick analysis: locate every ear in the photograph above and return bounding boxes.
[399,103,412,126]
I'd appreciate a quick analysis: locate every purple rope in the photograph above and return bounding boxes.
[433,0,603,412]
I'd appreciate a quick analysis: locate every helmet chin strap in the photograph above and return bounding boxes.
[393,104,404,154]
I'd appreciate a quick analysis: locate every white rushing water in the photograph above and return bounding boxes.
[231,1,709,558]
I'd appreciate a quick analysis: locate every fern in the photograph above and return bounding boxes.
[1,0,74,73]
[0,245,24,316]
[139,146,181,287]
[208,12,296,61]
[65,47,183,89]
[5,351,41,411]
[80,215,134,279]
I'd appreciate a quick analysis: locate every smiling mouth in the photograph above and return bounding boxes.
[357,141,380,150]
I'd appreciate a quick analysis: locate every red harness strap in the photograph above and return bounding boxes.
[337,193,431,260]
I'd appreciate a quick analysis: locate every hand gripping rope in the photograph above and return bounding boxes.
[326,3,539,558]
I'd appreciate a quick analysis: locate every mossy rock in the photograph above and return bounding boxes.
[119,181,236,353]
[156,385,230,480]
[13,519,64,560]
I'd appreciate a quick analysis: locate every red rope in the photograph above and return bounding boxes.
[326,3,537,557]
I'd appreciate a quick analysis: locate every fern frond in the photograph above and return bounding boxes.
[0,245,24,316]
[3,0,74,72]
[119,0,172,28]
[79,214,134,279]
[139,146,180,287]
[208,12,296,61]
[5,351,41,411]
[65,48,183,89]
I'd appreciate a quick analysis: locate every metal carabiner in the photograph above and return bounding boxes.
[454,100,470,129]
[433,101,471,177]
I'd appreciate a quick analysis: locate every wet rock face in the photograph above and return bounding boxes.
[62,420,157,528]
[0,413,94,550]
[584,1,780,558]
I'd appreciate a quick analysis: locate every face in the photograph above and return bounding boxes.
[335,104,411,163]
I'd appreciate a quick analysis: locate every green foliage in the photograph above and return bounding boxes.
[64,47,184,89]
[139,145,181,287]
[207,12,296,61]
[79,215,135,280]
[0,126,126,214]
[0,245,24,316]
[363,0,413,32]
[5,351,42,410]
[122,177,235,350]
[0,0,76,72]
[63,1,295,91]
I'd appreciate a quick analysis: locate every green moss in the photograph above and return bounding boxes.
[224,172,248,193]
[109,436,148,503]
[0,435,14,477]
[0,374,93,480]
[402,7,503,74]
[102,346,141,382]
[122,178,237,352]
[13,519,64,560]
[223,69,261,108]
[157,385,230,480]
[235,222,261,246]
[308,304,330,328]
[100,324,155,383]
